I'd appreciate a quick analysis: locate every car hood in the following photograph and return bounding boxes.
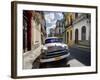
[44,43,68,52]
[45,43,67,47]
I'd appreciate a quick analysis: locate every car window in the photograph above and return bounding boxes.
[45,38,62,44]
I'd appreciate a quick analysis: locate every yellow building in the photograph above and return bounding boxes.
[65,13,75,46]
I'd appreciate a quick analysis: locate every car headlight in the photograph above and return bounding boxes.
[64,46,67,49]
[63,46,68,49]
[41,46,47,54]
[63,46,69,52]
[41,49,47,54]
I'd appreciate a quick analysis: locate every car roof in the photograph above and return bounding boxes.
[46,37,62,40]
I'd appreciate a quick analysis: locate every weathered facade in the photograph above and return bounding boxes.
[64,12,75,46]
[55,19,65,42]
[49,28,55,37]
[23,11,47,69]
[73,13,91,46]
[64,13,91,47]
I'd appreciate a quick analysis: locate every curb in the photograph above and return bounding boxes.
[71,44,90,49]
[76,45,90,49]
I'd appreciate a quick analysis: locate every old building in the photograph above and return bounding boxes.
[48,28,55,37]
[64,12,91,47]
[64,12,75,46]
[23,10,47,69]
[55,19,65,41]
[23,11,32,52]
[73,13,91,46]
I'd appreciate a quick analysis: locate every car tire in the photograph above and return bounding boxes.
[60,58,70,67]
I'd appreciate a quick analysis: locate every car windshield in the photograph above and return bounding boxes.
[45,38,63,44]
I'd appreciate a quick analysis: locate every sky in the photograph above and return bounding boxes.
[44,11,64,34]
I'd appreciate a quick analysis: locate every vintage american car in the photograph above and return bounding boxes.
[40,37,70,67]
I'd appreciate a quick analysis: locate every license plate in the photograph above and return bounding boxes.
[55,56,61,61]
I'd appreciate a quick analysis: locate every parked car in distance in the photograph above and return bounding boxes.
[40,37,70,67]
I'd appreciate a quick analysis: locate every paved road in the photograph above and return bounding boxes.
[69,46,91,66]
[39,45,91,68]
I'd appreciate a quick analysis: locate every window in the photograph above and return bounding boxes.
[81,26,86,40]
[45,38,63,44]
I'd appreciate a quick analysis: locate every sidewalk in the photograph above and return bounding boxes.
[23,46,42,69]
[67,58,85,67]
[74,44,90,49]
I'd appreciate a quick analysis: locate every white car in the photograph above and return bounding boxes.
[40,37,70,65]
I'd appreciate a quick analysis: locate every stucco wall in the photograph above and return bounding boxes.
[73,19,90,41]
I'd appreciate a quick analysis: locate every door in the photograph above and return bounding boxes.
[75,29,78,44]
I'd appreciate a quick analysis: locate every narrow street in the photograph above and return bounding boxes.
[39,45,91,68]
[23,11,91,69]
[69,45,91,66]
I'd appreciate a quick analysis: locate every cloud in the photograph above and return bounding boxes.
[55,13,63,20]
[46,20,56,27]
[46,24,56,34]
[44,12,55,23]
[49,13,55,21]
[44,11,64,34]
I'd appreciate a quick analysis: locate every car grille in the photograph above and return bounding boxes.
[47,46,64,52]
[42,49,69,59]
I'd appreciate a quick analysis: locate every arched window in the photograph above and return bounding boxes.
[81,26,86,40]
